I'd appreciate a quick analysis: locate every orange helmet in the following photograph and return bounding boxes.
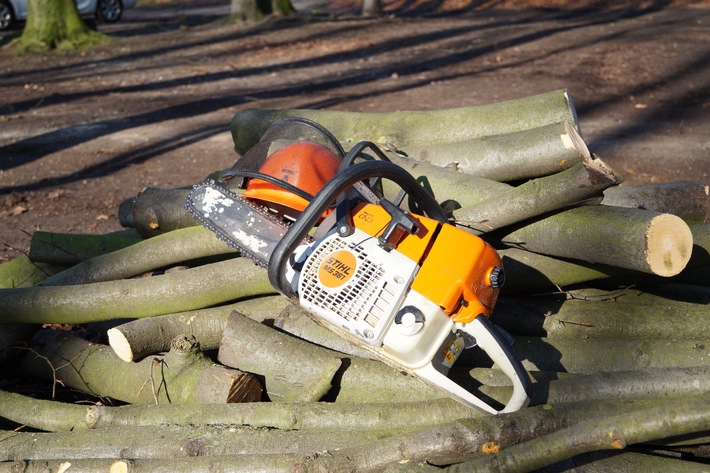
[242,141,341,219]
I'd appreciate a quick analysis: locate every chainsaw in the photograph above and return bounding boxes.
[186,118,531,414]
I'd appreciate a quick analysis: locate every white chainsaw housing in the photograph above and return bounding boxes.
[288,227,456,370]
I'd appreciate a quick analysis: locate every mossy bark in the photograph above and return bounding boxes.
[499,206,694,277]
[20,332,262,404]
[29,230,142,265]
[108,295,287,362]
[230,89,579,154]
[13,0,105,53]
[0,257,273,325]
[39,226,236,286]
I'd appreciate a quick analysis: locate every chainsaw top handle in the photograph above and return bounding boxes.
[268,158,447,299]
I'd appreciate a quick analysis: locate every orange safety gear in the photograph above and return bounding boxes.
[242,141,341,218]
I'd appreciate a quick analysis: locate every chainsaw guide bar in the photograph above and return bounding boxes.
[185,180,310,266]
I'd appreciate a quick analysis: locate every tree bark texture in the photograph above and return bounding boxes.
[28,230,142,265]
[0,424,383,462]
[218,311,444,403]
[491,293,710,339]
[459,336,710,375]
[218,311,342,402]
[108,295,287,362]
[118,187,198,238]
[39,226,236,286]
[230,89,579,154]
[455,153,621,234]
[14,0,104,52]
[461,393,710,473]
[468,366,710,406]
[602,180,709,224]
[19,332,262,405]
[0,257,273,324]
[0,389,474,433]
[393,121,585,182]
[0,256,64,289]
[498,205,694,277]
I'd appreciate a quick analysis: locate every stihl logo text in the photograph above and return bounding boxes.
[318,250,357,288]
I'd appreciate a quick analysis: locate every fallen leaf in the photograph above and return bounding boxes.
[9,205,28,216]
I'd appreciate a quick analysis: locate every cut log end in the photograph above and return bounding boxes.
[228,373,263,403]
[646,214,694,277]
[107,328,134,363]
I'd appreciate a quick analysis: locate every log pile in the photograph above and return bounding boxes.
[1,89,709,472]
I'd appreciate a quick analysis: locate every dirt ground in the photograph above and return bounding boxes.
[1,0,709,263]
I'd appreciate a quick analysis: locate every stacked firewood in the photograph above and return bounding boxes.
[0,90,708,472]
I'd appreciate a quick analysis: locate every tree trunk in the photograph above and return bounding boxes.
[361,0,383,16]
[14,0,104,52]
[271,0,296,15]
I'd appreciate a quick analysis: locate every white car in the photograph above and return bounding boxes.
[0,0,137,31]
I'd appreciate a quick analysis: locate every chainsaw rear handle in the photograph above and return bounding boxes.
[268,159,448,299]
[441,315,531,414]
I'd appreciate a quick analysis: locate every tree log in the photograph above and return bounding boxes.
[466,367,710,406]
[688,223,710,269]
[0,456,301,473]
[0,389,473,433]
[455,153,621,234]
[118,187,198,238]
[602,180,709,224]
[499,206,694,277]
[459,336,710,374]
[218,311,342,402]
[461,393,710,473]
[85,397,474,431]
[28,230,142,265]
[0,424,382,462]
[384,152,512,209]
[0,390,88,432]
[537,451,710,473]
[497,248,625,294]
[218,312,443,403]
[293,395,709,471]
[273,304,374,359]
[390,121,585,182]
[491,294,710,339]
[0,256,65,289]
[108,295,287,362]
[230,89,579,154]
[20,332,262,404]
[0,257,273,325]
[39,226,236,286]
